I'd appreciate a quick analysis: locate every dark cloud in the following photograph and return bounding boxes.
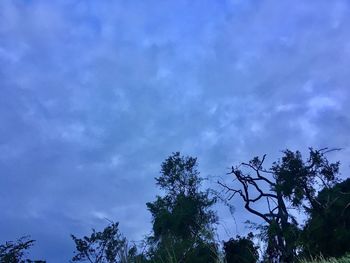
[0,0,350,261]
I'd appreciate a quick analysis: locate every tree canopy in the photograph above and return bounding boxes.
[223,232,259,263]
[146,152,218,263]
[0,236,44,263]
[71,222,136,263]
[302,178,350,258]
[218,148,341,262]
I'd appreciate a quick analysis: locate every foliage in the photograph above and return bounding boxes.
[146,152,218,263]
[302,179,350,258]
[299,254,350,263]
[218,148,341,262]
[223,232,259,263]
[3,148,349,263]
[71,222,135,263]
[272,148,340,210]
[0,236,44,263]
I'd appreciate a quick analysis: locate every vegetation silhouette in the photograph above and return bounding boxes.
[223,232,259,263]
[0,236,45,263]
[302,178,350,258]
[218,148,342,262]
[1,148,350,262]
[71,222,137,263]
[146,152,218,263]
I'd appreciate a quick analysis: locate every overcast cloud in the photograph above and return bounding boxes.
[1,0,350,261]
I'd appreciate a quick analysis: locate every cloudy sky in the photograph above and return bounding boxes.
[1,0,350,261]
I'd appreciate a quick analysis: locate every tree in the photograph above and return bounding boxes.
[71,222,135,263]
[0,236,44,263]
[271,148,340,213]
[302,178,350,258]
[223,233,259,263]
[218,148,340,262]
[146,152,218,263]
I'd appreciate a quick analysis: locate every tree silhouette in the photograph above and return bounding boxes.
[0,236,45,263]
[71,222,135,263]
[302,178,350,258]
[223,233,259,263]
[146,152,218,263]
[218,148,340,262]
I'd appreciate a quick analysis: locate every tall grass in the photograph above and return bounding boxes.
[300,254,350,263]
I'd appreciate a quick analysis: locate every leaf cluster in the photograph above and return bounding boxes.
[146,152,218,262]
[71,222,133,263]
[223,232,259,263]
[0,236,44,263]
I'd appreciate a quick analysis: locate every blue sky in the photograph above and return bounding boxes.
[1,0,350,261]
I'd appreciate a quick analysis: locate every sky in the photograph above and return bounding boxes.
[1,0,350,261]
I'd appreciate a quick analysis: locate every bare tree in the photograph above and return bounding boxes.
[218,148,341,262]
